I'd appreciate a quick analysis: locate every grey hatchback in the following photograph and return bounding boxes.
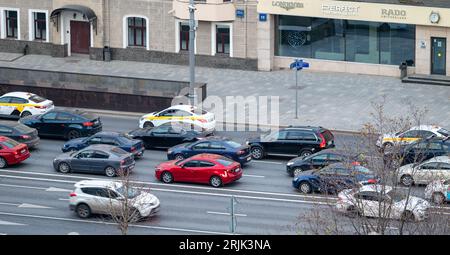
[53,144,135,177]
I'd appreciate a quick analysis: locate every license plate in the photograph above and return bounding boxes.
[327,141,332,145]
[21,149,26,154]
[246,157,251,161]
[235,168,241,172]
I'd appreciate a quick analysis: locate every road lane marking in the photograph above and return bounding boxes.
[0,211,235,235]
[0,219,25,226]
[0,202,52,209]
[0,184,46,190]
[58,198,70,201]
[207,211,247,217]
[243,174,265,178]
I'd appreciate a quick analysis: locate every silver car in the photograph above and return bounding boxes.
[397,156,450,186]
[69,180,160,220]
[53,144,135,177]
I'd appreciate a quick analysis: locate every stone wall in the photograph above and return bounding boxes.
[0,39,67,57]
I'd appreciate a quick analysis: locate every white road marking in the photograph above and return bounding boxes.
[0,219,25,226]
[58,198,70,201]
[243,174,265,178]
[207,211,247,217]
[252,161,283,165]
[0,184,46,190]
[0,202,52,209]
[0,211,235,235]
[67,232,79,235]
[0,233,6,235]
[0,202,19,207]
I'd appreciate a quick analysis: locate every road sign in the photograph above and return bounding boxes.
[236,9,245,18]
[259,13,267,22]
[289,59,309,119]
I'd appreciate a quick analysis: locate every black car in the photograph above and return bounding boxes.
[127,122,213,149]
[0,120,40,149]
[286,148,366,177]
[19,109,102,140]
[385,137,450,166]
[246,126,335,160]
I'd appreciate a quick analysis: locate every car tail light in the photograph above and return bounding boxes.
[198,118,207,123]
[367,179,377,184]
[21,135,31,139]
[83,122,94,127]
[131,146,136,151]
[319,133,326,148]
[351,161,361,166]
[34,105,47,109]
[237,150,245,155]
[120,160,125,165]
[69,193,77,197]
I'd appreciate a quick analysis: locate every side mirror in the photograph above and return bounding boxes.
[116,196,125,201]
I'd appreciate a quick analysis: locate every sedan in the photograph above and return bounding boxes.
[0,136,30,168]
[53,145,135,177]
[0,91,54,119]
[20,109,102,140]
[62,131,145,159]
[155,153,242,187]
[0,120,40,149]
[127,122,213,149]
[292,163,378,194]
[397,156,450,186]
[167,137,252,165]
[424,179,450,204]
[336,185,430,222]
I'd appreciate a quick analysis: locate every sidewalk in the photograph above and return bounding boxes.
[0,54,449,131]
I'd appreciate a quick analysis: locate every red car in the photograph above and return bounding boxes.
[155,153,242,187]
[0,136,30,168]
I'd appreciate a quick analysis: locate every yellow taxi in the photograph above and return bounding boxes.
[0,92,54,119]
[376,125,449,149]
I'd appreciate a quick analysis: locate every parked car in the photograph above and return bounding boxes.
[0,136,30,168]
[139,105,216,131]
[0,92,54,119]
[53,145,135,177]
[127,122,213,149]
[336,185,430,222]
[0,120,40,149]
[376,125,449,150]
[397,156,450,186]
[246,126,335,160]
[20,109,102,140]
[286,148,367,177]
[62,131,145,159]
[155,153,242,187]
[384,137,450,166]
[292,163,378,194]
[424,179,450,204]
[69,180,160,220]
[167,137,252,165]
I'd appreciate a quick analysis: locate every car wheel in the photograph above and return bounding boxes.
[400,174,414,187]
[76,203,91,218]
[20,111,32,118]
[298,181,312,194]
[250,146,264,160]
[0,157,7,169]
[299,149,313,157]
[210,176,223,188]
[11,110,20,118]
[174,154,185,160]
[161,171,174,183]
[105,166,116,177]
[66,130,81,140]
[401,210,416,222]
[143,122,154,128]
[292,167,303,177]
[432,192,445,204]
[383,142,394,150]
[58,162,71,174]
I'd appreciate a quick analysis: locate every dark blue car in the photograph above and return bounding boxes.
[292,163,378,194]
[62,131,145,159]
[167,137,252,165]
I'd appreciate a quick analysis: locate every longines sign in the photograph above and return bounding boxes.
[271,1,304,11]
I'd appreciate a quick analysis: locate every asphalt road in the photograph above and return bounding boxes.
[0,114,448,235]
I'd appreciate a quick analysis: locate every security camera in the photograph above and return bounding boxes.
[188,4,196,11]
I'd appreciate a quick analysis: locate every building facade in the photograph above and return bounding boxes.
[0,0,449,76]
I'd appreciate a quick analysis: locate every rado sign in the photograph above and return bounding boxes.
[272,1,304,11]
[381,9,407,20]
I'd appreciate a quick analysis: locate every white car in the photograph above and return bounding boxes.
[376,125,449,149]
[425,179,450,204]
[0,92,54,118]
[336,185,430,222]
[69,180,160,220]
[397,156,450,186]
[139,105,216,131]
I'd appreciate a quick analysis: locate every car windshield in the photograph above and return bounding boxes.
[438,128,449,137]
[225,141,241,148]
[116,186,141,199]
[29,95,46,103]
[387,190,406,202]
[217,158,234,166]
[1,138,19,148]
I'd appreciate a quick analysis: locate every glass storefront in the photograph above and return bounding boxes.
[275,15,415,66]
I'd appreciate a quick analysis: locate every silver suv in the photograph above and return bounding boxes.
[69,180,160,220]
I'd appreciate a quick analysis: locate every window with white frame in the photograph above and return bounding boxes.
[5,10,18,39]
[127,17,146,47]
[216,25,230,54]
[32,12,47,40]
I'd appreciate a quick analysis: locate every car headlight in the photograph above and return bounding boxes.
[287,161,294,166]
[245,141,250,145]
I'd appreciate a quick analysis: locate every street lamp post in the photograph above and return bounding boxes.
[188,0,196,105]
[289,59,309,119]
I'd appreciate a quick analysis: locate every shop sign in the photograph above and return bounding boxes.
[381,9,407,20]
[321,4,360,16]
[271,1,304,11]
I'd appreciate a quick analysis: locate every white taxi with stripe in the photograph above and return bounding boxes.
[0,92,54,118]
[376,125,449,149]
[139,105,216,131]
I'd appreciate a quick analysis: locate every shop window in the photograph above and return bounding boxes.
[127,17,147,47]
[216,25,230,54]
[5,10,18,39]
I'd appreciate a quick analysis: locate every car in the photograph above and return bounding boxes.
[376,125,449,150]
[127,122,213,149]
[292,163,378,194]
[0,136,30,168]
[0,120,40,149]
[286,148,367,177]
[138,105,216,131]
[53,145,135,177]
[155,153,242,187]
[62,131,145,159]
[424,179,450,204]
[0,92,54,119]
[19,109,102,140]
[385,137,450,166]
[69,180,160,220]
[167,137,252,165]
[397,156,450,186]
[246,126,335,160]
[336,185,430,222]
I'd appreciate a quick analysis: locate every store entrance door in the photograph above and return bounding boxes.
[431,37,446,75]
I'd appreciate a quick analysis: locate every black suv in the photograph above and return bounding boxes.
[245,126,335,160]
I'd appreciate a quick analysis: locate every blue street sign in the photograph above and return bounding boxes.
[259,13,267,22]
[236,9,245,18]
[290,59,310,70]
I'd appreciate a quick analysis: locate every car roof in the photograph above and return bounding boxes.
[95,131,122,137]
[74,180,120,189]
[83,144,118,151]
[198,136,230,142]
[285,126,323,131]
[358,185,393,193]
[48,109,95,117]
[316,148,354,156]
[1,92,36,99]
[0,136,10,142]
[166,104,195,111]
[189,153,225,160]
[410,125,443,132]
[423,156,450,164]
